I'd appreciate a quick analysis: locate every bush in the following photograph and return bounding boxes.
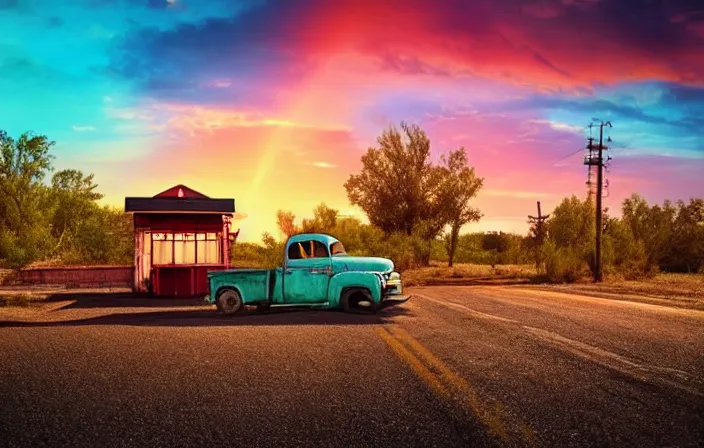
[602,219,657,280]
[350,231,427,272]
[0,293,34,307]
[0,227,54,268]
[542,241,588,283]
[230,233,285,269]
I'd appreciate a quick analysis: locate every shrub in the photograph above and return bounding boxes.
[542,241,588,283]
[0,293,34,307]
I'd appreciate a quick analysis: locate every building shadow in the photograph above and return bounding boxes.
[0,298,413,328]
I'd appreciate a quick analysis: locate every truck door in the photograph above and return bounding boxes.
[283,239,331,303]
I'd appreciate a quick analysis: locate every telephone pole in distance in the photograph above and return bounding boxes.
[528,201,550,243]
[584,119,612,282]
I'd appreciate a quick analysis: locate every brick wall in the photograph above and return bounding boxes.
[17,266,134,288]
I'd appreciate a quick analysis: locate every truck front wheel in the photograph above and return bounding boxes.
[216,289,244,316]
[341,288,377,314]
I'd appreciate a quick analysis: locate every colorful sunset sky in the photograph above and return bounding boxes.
[2,0,703,241]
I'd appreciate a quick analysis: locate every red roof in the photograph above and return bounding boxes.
[153,184,209,199]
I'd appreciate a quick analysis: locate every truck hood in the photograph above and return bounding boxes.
[332,256,394,274]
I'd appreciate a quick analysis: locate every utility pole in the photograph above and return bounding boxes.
[528,201,550,270]
[528,201,550,243]
[584,120,612,282]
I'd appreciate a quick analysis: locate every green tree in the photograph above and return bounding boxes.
[50,169,104,254]
[437,148,483,267]
[300,203,339,234]
[344,122,444,236]
[0,130,56,266]
[602,218,649,279]
[621,193,675,271]
[667,199,704,272]
[67,205,133,265]
[541,195,595,281]
[546,196,595,252]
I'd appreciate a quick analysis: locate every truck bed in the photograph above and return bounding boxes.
[207,268,283,305]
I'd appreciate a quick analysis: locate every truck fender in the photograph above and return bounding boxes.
[327,271,383,308]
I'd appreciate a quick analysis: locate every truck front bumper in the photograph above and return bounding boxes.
[381,274,408,308]
[382,275,403,297]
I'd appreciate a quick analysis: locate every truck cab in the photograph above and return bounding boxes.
[207,233,407,315]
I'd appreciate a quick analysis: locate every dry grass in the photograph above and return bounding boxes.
[0,292,45,307]
[551,272,704,300]
[402,263,704,303]
[402,262,538,286]
[230,260,269,269]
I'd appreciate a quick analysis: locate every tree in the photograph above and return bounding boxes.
[437,148,483,267]
[546,195,595,253]
[621,193,675,271]
[0,130,55,235]
[0,130,56,266]
[276,210,298,238]
[50,169,104,254]
[301,203,339,234]
[66,205,133,265]
[344,122,443,236]
[668,199,704,272]
[541,195,596,281]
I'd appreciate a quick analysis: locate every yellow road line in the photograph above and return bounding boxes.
[378,325,536,447]
[374,327,450,400]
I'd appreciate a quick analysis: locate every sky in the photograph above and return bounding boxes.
[1,0,703,242]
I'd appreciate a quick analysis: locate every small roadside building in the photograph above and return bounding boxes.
[124,185,239,297]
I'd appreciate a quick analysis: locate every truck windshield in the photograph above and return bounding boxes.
[330,241,347,256]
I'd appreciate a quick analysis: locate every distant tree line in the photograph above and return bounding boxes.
[3,126,702,283]
[233,122,704,281]
[0,130,132,268]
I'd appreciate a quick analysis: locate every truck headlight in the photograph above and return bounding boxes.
[384,272,401,290]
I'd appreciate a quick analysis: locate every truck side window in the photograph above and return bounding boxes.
[288,243,304,260]
[287,240,329,260]
[313,241,329,258]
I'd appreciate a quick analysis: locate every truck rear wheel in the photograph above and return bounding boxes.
[342,288,377,314]
[216,289,244,316]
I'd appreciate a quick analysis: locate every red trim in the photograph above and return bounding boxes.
[152,264,225,268]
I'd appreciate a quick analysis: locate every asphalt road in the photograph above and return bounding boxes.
[0,286,702,447]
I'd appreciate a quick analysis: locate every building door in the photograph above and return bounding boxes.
[134,230,152,293]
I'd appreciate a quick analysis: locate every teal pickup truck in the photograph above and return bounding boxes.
[206,233,409,315]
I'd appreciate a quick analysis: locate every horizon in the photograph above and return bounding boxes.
[2,0,703,243]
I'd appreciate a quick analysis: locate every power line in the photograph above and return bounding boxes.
[552,147,585,166]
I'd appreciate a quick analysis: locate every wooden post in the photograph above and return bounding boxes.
[223,215,231,269]
[133,228,140,293]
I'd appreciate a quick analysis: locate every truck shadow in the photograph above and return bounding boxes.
[0,298,413,328]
